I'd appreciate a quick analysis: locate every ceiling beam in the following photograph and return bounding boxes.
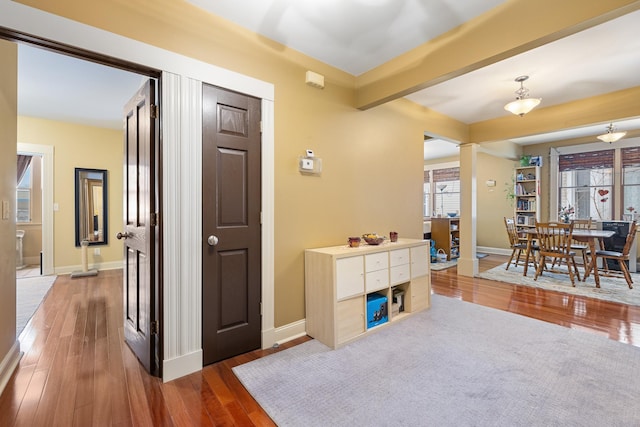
[469,86,640,143]
[355,0,640,110]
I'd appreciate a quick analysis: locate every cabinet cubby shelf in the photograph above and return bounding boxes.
[305,239,431,349]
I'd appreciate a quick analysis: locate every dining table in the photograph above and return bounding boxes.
[521,228,616,287]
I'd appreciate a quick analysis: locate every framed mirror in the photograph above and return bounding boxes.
[75,168,108,247]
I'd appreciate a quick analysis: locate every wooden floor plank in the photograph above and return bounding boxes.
[51,354,81,427]
[195,370,238,426]
[11,368,48,427]
[31,335,71,426]
[0,364,35,427]
[3,257,640,426]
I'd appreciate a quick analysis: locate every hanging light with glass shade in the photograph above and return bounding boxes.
[596,123,626,143]
[504,75,541,117]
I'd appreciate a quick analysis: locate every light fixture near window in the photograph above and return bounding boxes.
[597,123,626,144]
[504,75,541,117]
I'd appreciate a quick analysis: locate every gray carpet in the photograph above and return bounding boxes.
[233,295,640,426]
[479,263,640,306]
[16,275,57,337]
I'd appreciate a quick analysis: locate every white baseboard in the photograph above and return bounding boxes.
[263,318,307,349]
[477,246,511,257]
[0,341,22,396]
[163,349,202,383]
[55,260,123,275]
[163,320,307,383]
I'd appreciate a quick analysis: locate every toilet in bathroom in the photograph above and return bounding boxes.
[16,230,26,269]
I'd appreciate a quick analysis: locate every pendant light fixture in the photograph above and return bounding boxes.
[597,123,626,143]
[504,75,541,117]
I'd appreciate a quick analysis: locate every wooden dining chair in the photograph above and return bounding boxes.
[504,217,538,271]
[552,218,592,273]
[534,221,581,286]
[587,221,637,289]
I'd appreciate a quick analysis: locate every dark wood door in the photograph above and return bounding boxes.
[120,79,160,375]
[202,84,262,365]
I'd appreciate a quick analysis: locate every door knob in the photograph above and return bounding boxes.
[207,235,219,246]
[116,231,132,240]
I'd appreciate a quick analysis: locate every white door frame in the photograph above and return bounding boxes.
[17,143,54,275]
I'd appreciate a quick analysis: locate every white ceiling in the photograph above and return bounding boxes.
[187,0,506,76]
[18,46,146,130]
[16,0,640,160]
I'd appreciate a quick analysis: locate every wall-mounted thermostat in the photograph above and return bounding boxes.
[299,149,322,175]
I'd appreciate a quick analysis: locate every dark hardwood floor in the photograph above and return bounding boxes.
[2,254,640,426]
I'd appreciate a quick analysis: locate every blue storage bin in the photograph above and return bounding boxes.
[366,293,388,328]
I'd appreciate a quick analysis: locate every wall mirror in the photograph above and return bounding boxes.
[75,168,108,247]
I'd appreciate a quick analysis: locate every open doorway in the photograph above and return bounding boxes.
[17,43,149,275]
[15,44,154,341]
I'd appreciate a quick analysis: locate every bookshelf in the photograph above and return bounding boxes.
[431,217,460,261]
[514,165,540,232]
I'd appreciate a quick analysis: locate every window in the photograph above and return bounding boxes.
[622,147,640,216]
[558,150,613,220]
[16,157,33,223]
[423,170,431,217]
[423,166,460,217]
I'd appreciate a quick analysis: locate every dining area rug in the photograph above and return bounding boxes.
[430,259,457,271]
[478,263,640,306]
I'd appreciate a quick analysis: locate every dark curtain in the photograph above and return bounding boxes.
[17,154,33,184]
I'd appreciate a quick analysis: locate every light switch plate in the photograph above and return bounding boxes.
[2,200,9,220]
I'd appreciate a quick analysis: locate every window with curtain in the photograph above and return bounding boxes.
[622,147,640,216]
[17,156,33,223]
[558,150,613,220]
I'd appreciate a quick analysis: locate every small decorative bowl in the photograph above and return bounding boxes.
[362,234,385,245]
[447,212,457,218]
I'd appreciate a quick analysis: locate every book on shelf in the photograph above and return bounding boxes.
[516,199,536,211]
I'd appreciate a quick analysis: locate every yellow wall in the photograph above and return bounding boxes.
[17,117,124,271]
[14,0,426,327]
[476,152,518,249]
[0,39,18,359]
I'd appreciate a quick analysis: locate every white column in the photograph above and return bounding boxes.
[458,143,478,277]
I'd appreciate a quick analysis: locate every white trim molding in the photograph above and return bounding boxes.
[261,99,276,349]
[272,319,307,346]
[54,260,122,275]
[476,246,512,257]
[0,341,21,396]
[17,143,54,275]
[162,350,202,383]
